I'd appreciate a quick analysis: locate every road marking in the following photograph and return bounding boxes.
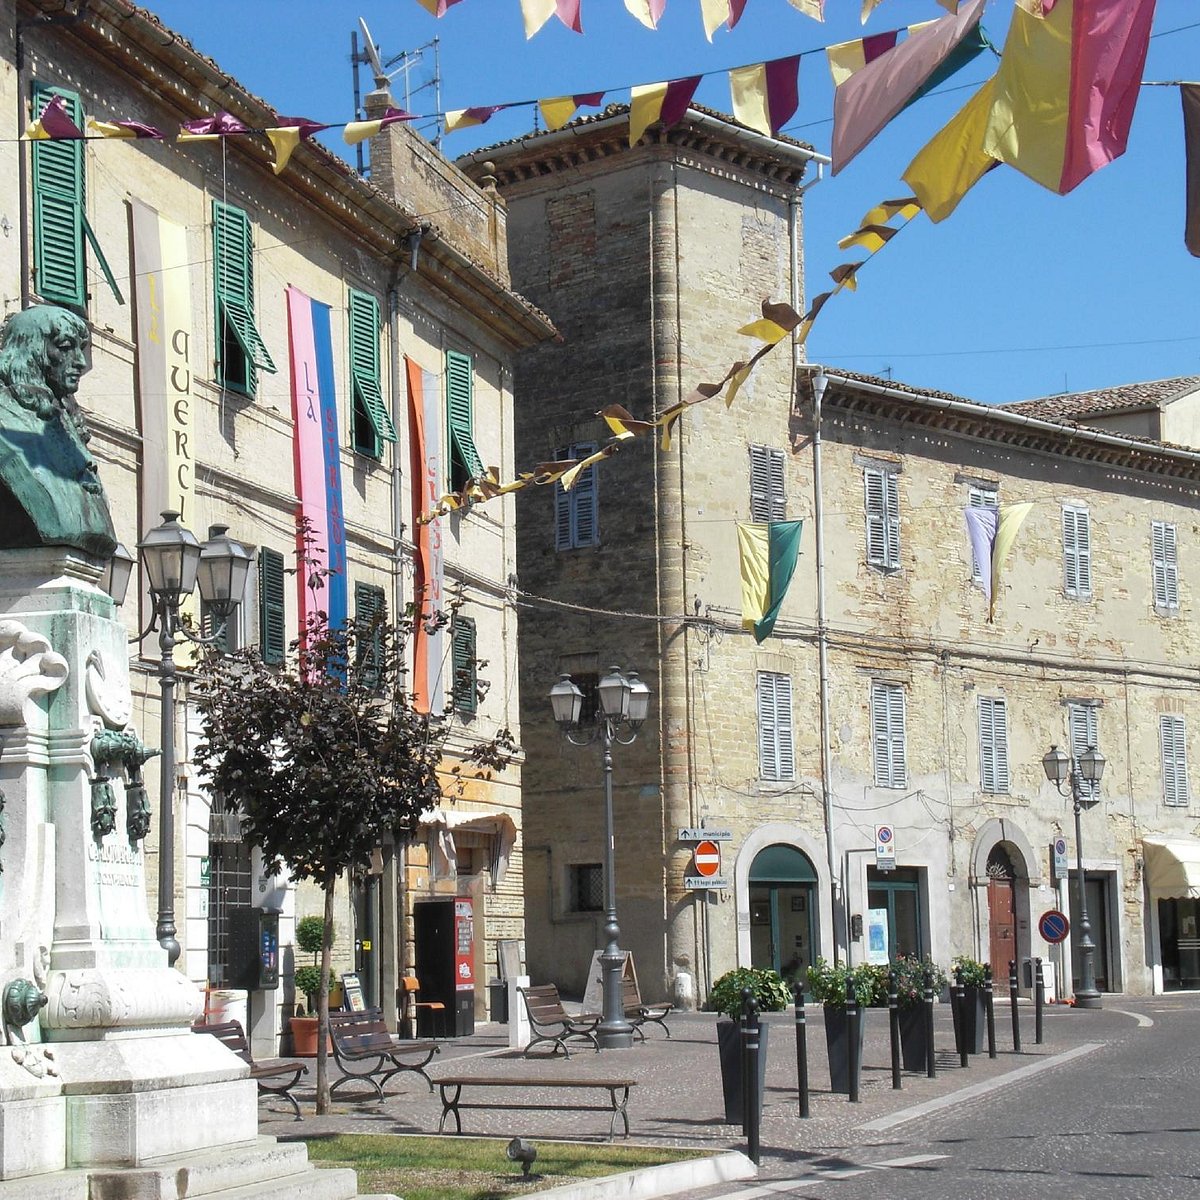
[699,1155,948,1198]
[1108,1008,1154,1026]
[857,1042,1102,1132]
[870,1154,949,1169]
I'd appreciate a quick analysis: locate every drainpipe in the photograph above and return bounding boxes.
[811,368,840,965]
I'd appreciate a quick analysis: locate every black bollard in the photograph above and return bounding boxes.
[953,967,968,1069]
[984,964,997,1059]
[1035,957,1044,1045]
[742,990,761,1165]
[740,988,752,1137]
[793,982,810,1119]
[846,973,861,1104]
[888,968,901,1090]
[1009,958,1021,1053]
[923,965,936,1079]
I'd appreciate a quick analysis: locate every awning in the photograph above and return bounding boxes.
[418,807,517,885]
[1143,837,1200,900]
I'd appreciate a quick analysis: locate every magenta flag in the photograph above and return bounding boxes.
[181,112,249,137]
[39,96,84,139]
[765,55,801,132]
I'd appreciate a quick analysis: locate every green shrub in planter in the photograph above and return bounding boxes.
[951,955,989,987]
[805,958,876,1008]
[294,916,336,1013]
[296,915,330,957]
[708,967,791,1021]
[889,955,948,1007]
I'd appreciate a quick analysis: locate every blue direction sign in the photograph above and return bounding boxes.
[1038,909,1070,944]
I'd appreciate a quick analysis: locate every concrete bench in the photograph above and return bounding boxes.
[326,1008,440,1099]
[192,1019,308,1121]
[436,1074,637,1139]
[517,983,601,1057]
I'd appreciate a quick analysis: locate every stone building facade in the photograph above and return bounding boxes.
[4,0,552,1054]
[461,106,1200,1005]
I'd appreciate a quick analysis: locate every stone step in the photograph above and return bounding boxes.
[187,1167,359,1200]
[0,1171,88,1200]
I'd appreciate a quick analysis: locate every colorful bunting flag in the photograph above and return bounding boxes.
[521,0,582,38]
[1183,85,1200,257]
[982,0,1157,196]
[963,502,1033,622]
[827,29,901,89]
[178,112,248,141]
[831,0,987,174]
[902,78,998,222]
[729,55,800,138]
[88,118,163,139]
[539,91,605,130]
[415,0,466,14]
[837,222,897,253]
[738,520,803,642]
[599,404,655,439]
[445,105,508,133]
[561,442,620,490]
[343,106,416,145]
[266,117,333,174]
[629,77,701,146]
[700,0,748,41]
[625,0,667,28]
[24,95,83,140]
[787,0,825,20]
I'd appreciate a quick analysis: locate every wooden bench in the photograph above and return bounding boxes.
[193,1019,308,1121]
[517,984,601,1057]
[436,1074,636,1139]
[623,976,673,1041]
[326,1008,440,1100]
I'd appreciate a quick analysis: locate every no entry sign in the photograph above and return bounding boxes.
[693,840,721,877]
[1038,909,1070,944]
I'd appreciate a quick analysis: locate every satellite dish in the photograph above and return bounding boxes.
[357,17,387,86]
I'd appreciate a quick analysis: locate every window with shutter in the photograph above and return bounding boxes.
[1152,520,1179,610]
[446,350,485,491]
[978,696,1009,794]
[1067,702,1100,800]
[1160,715,1189,807]
[354,582,386,689]
[748,445,787,522]
[872,682,907,788]
[348,290,395,457]
[1062,505,1092,598]
[451,614,477,715]
[756,671,794,781]
[258,547,286,665]
[201,598,232,655]
[553,442,600,550]
[213,201,276,396]
[968,486,998,583]
[864,467,900,570]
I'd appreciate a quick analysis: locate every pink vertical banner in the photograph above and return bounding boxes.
[287,286,331,637]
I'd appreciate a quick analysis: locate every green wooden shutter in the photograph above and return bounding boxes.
[31,83,85,307]
[258,547,286,665]
[451,614,477,715]
[354,581,386,689]
[213,201,276,393]
[348,290,395,457]
[446,350,484,486]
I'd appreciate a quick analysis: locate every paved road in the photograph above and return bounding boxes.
[695,997,1200,1200]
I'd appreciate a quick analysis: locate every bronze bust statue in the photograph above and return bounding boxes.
[0,305,116,559]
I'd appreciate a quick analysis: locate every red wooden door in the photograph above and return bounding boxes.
[988,877,1017,990]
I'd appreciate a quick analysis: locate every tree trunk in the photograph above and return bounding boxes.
[315,879,335,1115]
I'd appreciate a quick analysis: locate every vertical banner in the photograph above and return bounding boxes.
[286,287,346,636]
[406,357,445,714]
[131,199,196,624]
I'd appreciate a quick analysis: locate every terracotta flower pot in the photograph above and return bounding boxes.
[289,1016,331,1057]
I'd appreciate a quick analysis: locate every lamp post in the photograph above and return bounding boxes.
[106,512,250,965]
[550,665,651,1049]
[1041,743,1106,1010]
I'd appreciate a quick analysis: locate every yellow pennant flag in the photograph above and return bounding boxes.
[540,96,579,130]
[521,0,558,38]
[599,404,655,440]
[729,62,773,137]
[266,128,302,175]
[561,443,618,491]
[989,502,1032,622]
[629,82,668,146]
[737,523,771,633]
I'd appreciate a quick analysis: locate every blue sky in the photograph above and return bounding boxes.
[150,0,1200,404]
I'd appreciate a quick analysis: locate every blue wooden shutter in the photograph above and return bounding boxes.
[258,547,286,665]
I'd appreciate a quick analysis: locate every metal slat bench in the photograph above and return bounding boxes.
[517,984,601,1057]
[436,1074,636,1139]
[623,976,673,1040]
[326,1008,440,1100]
[192,1019,308,1121]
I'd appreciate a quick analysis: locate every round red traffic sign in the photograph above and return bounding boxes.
[694,840,721,877]
[1038,909,1070,944]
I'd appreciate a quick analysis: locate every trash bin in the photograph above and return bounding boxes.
[488,978,508,1023]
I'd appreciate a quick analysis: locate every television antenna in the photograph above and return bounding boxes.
[351,16,443,174]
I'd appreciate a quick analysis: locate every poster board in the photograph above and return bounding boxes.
[341,972,367,1013]
[581,950,636,1015]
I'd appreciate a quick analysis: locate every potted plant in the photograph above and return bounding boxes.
[708,967,790,1123]
[889,956,948,1071]
[290,915,336,1056]
[951,955,989,1054]
[806,958,875,1094]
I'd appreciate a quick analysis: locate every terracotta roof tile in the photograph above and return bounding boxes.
[1001,376,1200,422]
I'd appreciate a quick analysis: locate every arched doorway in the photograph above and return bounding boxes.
[749,844,817,988]
[987,844,1018,988]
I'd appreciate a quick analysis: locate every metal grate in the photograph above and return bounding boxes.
[207,839,253,986]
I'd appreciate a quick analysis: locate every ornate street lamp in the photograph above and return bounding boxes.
[550,665,653,1049]
[1042,743,1106,1009]
[120,512,248,965]
[99,541,135,608]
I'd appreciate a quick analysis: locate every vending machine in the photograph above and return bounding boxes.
[413,897,476,1036]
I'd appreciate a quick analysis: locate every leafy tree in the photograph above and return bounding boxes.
[194,549,515,1113]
